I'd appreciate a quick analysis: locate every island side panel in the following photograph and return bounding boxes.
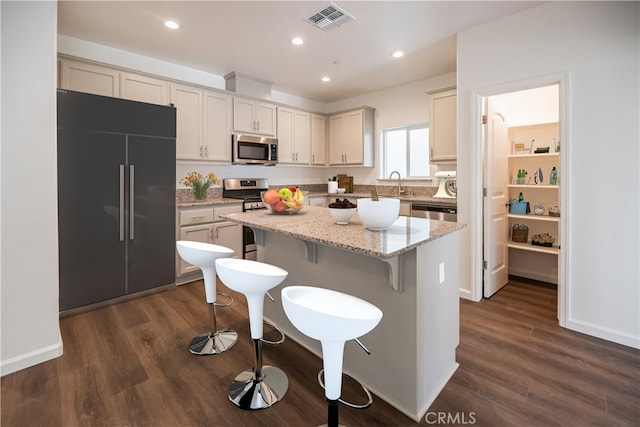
[259,230,422,419]
[415,230,461,418]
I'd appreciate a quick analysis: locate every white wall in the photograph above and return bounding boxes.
[457,2,639,347]
[1,1,62,375]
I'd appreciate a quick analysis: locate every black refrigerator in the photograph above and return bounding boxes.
[57,89,176,312]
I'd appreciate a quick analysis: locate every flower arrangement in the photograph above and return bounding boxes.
[180,171,220,200]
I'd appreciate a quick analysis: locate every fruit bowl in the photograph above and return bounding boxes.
[327,198,357,224]
[261,187,305,214]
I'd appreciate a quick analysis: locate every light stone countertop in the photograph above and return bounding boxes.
[221,206,465,259]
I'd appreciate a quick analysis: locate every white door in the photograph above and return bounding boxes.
[483,98,510,297]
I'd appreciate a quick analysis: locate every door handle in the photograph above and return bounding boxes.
[119,165,125,241]
[129,165,135,240]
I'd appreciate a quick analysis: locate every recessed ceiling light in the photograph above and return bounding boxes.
[321,76,331,82]
[291,37,304,46]
[164,21,180,30]
[391,50,404,58]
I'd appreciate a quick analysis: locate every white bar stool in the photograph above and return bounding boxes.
[281,286,383,427]
[176,241,237,355]
[215,258,289,410]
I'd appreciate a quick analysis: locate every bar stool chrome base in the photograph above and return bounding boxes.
[188,329,238,355]
[228,365,289,410]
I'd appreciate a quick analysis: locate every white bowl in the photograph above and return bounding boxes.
[336,188,346,194]
[357,198,400,230]
[329,207,356,225]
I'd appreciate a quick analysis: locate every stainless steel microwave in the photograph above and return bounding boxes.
[232,134,278,165]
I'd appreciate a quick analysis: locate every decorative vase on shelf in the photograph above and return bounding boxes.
[180,171,220,201]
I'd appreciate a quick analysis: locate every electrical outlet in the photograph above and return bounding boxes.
[439,262,445,284]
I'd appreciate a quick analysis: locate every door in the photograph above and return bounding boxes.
[127,135,176,293]
[57,129,127,310]
[213,221,243,258]
[483,99,510,298]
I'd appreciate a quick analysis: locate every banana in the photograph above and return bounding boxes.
[293,187,304,204]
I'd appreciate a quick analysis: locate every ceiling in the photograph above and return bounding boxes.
[58,1,543,103]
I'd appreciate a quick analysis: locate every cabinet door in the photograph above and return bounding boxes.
[172,83,203,160]
[213,221,243,258]
[329,113,345,164]
[59,59,120,97]
[344,109,364,164]
[178,224,213,275]
[311,114,326,165]
[294,110,311,163]
[430,89,457,163]
[120,72,170,105]
[255,102,277,136]
[233,97,257,133]
[277,107,295,163]
[203,91,232,162]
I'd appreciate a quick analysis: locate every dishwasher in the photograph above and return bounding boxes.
[410,203,457,222]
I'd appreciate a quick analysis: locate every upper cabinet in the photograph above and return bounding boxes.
[203,90,233,162]
[329,108,374,166]
[171,83,203,160]
[429,88,457,163]
[277,107,310,164]
[170,84,232,162]
[59,59,120,97]
[233,97,276,137]
[310,114,327,166]
[120,72,170,105]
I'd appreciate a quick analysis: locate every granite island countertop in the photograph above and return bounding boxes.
[221,206,465,259]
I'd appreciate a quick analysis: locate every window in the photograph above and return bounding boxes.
[381,124,431,178]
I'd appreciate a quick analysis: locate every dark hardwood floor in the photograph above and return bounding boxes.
[2,277,638,426]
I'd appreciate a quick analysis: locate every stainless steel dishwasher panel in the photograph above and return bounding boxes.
[410,203,457,222]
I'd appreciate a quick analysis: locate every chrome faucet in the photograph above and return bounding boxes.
[388,171,404,196]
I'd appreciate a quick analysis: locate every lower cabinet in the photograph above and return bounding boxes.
[177,203,242,281]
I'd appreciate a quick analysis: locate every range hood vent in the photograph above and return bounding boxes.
[306,3,355,32]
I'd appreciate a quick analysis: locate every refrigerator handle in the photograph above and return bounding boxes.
[119,165,125,241]
[129,164,135,240]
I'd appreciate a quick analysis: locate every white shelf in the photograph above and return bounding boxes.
[508,213,559,222]
[508,241,559,255]
[508,152,559,158]
[508,184,558,189]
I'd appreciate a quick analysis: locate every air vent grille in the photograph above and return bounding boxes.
[307,3,354,31]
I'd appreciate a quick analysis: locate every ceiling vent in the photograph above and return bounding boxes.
[306,3,355,32]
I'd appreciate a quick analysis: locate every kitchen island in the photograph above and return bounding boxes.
[221,207,465,421]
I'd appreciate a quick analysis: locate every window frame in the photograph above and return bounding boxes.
[379,123,432,180]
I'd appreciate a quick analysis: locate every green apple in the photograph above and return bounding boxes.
[278,188,293,200]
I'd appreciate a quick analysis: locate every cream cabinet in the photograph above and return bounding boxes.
[429,88,457,163]
[277,107,310,164]
[171,83,203,160]
[310,114,327,165]
[329,108,374,166]
[203,90,232,162]
[120,72,170,105]
[233,97,276,136]
[170,85,232,162]
[177,204,242,279]
[58,59,120,97]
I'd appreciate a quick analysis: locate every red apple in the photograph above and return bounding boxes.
[263,189,280,205]
[272,200,288,212]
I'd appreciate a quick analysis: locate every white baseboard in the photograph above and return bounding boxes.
[0,335,63,377]
[508,266,557,284]
[566,318,640,349]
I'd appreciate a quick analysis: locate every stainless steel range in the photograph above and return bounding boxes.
[222,178,269,260]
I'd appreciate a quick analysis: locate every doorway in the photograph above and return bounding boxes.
[479,77,568,324]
